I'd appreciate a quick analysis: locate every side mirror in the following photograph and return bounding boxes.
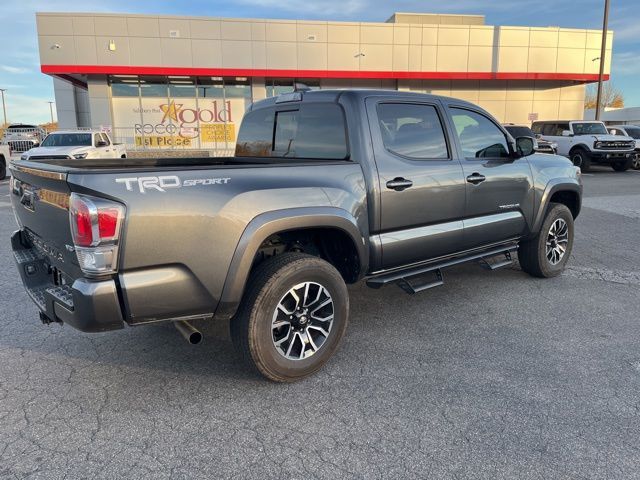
[96,140,107,147]
[561,130,572,137]
[515,136,535,157]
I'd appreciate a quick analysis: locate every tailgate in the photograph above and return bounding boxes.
[10,162,82,279]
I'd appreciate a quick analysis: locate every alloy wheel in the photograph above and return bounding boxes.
[271,282,334,360]
[546,218,569,265]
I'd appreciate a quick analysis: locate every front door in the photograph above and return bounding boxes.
[447,106,534,249]
[366,99,466,269]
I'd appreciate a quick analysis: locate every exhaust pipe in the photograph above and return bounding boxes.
[174,320,203,345]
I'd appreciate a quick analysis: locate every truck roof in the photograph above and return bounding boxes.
[249,88,478,111]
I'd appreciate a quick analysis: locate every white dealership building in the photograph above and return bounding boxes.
[36,11,613,152]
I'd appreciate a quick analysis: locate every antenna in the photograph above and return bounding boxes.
[294,83,311,92]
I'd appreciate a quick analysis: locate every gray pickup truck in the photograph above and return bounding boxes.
[10,90,582,382]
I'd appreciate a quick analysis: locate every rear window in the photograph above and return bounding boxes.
[236,103,348,160]
[623,127,640,139]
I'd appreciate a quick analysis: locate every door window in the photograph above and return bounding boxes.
[99,133,111,146]
[377,103,448,159]
[93,134,102,146]
[450,108,510,159]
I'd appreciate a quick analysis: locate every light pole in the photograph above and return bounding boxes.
[595,0,610,120]
[0,89,7,126]
[47,101,55,124]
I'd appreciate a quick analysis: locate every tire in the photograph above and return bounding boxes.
[0,159,5,181]
[518,203,574,278]
[570,148,591,173]
[633,153,640,170]
[611,158,632,172]
[231,252,349,382]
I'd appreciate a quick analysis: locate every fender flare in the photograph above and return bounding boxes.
[214,207,368,320]
[568,143,591,156]
[531,179,582,233]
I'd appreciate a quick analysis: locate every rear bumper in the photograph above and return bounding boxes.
[12,230,125,332]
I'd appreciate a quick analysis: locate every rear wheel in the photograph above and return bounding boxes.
[0,158,5,180]
[231,253,349,382]
[518,203,574,278]
[612,158,633,172]
[570,148,591,173]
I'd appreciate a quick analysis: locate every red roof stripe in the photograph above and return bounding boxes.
[40,64,608,82]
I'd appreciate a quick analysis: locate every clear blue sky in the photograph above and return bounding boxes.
[1,0,638,124]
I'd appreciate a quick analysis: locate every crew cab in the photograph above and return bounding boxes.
[607,125,640,170]
[10,90,582,382]
[532,120,635,172]
[21,130,126,161]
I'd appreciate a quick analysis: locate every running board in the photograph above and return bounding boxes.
[366,244,518,294]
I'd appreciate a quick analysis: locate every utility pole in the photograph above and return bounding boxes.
[0,89,7,126]
[595,0,610,120]
[47,101,55,124]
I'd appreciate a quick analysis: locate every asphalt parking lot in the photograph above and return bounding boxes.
[0,168,639,479]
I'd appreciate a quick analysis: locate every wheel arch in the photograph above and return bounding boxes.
[532,180,582,233]
[215,207,368,320]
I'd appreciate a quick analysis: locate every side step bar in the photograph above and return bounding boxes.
[366,244,518,294]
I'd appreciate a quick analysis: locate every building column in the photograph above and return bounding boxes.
[251,77,267,102]
[87,75,113,129]
[53,77,78,129]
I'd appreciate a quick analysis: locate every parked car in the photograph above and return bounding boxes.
[10,90,582,382]
[503,124,557,154]
[20,130,126,160]
[532,120,635,172]
[0,144,10,179]
[1,124,46,153]
[607,125,640,170]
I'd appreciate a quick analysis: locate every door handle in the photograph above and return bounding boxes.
[386,177,413,191]
[466,173,486,185]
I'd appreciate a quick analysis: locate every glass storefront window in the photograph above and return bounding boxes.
[111,78,139,97]
[139,77,168,97]
[168,77,196,98]
[196,77,224,98]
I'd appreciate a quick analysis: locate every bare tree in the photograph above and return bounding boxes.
[585,82,625,110]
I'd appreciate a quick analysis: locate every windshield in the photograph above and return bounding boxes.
[623,127,640,139]
[572,122,608,135]
[505,126,534,138]
[41,133,92,147]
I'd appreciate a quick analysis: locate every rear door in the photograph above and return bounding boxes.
[446,106,533,249]
[366,98,466,269]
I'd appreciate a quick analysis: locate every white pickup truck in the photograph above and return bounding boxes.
[20,130,126,161]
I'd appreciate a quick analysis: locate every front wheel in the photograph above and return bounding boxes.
[518,203,574,278]
[632,153,640,170]
[231,253,349,382]
[0,160,5,181]
[571,149,591,173]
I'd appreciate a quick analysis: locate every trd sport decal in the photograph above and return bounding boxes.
[115,176,231,193]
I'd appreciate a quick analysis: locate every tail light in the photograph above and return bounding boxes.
[69,193,125,275]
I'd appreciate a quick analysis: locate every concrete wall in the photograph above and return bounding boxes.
[399,79,586,124]
[52,78,92,128]
[36,13,613,76]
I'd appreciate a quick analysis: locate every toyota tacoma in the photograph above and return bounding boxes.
[10,90,582,382]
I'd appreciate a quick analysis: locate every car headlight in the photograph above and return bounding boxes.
[73,153,89,159]
[20,153,28,160]
[550,142,558,149]
[594,141,603,149]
